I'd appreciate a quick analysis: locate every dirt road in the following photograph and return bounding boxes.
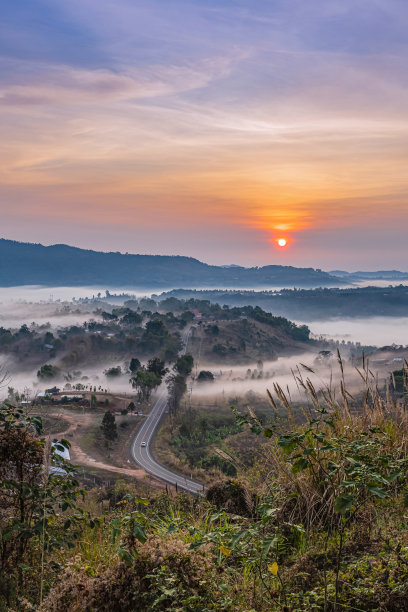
[50,412,147,480]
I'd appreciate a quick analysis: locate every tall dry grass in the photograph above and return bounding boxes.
[255,351,408,530]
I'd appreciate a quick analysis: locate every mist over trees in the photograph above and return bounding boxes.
[160,286,408,321]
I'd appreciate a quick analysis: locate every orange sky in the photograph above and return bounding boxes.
[1,1,408,269]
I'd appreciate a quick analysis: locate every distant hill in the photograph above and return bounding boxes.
[329,269,408,281]
[0,238,343,289]
[158,285,408,321]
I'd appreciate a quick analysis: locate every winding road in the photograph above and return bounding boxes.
[130,326,203,494]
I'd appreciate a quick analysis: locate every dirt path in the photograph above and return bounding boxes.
[49,412,147,480]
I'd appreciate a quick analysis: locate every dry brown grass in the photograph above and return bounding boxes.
[250,352,408,529]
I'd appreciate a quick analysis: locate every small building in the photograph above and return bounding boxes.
[50,442,71,477]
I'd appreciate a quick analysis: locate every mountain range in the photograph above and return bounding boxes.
[0,238,345,289]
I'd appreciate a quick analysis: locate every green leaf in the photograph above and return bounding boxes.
[262,535,279,556]
[291,458,309,474]
[135,496,149,506]
[367,486,388,499]
[314,434,325,443]
[346,456,361,466]
[339,480,356,488]
[133,523,147,544]
[263,428,273,438]
[118,548,133,566]
[190,539,205,550]
[278,436,298,455]
[334,494,355,514]
[231,530,249,547]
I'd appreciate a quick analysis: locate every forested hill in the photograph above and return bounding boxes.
[0,238,343,288]
[160,285,408,320]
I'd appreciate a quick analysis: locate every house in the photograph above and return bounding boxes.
[50,442,71,477]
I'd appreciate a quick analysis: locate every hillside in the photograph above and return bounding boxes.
[159,285,408,320]
[331,269,408,281]
[0,238,343,288]
[0,300,313,377]
[2,365,408,611]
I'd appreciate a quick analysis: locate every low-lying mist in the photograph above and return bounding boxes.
[0,301,101,330]
[189,352,371,403]
[307,316,408,347]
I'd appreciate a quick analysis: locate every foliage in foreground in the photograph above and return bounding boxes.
[2,359,408,611]
[0,403,85,610]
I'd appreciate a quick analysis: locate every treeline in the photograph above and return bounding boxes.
[159,285,408,320]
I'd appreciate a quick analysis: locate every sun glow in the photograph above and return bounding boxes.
[277,238,287,247]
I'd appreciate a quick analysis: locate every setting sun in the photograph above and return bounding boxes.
[277,238,287,247]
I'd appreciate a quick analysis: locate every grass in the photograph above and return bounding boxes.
[40,416,68,435]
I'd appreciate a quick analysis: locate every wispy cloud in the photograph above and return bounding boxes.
[0,0,408,268]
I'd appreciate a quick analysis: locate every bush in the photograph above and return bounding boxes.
[197,370,214,383]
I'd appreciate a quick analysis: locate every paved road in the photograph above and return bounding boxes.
[130,326,203,494]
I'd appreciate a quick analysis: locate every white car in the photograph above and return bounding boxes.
[141,441,147,447]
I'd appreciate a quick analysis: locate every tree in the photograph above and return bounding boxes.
[19,323,31,335]
[160,297,183,312]
[391,369,407,393]
[174,354,194,376]
[144,319,167,337]
[212,344,228,357]
[130,369,161,402]
[101,311,118,321]
[122,311,142,326]
[104,366,122,378]
[139,297,157,310]
[101,411,117,445]
[0,402,84,608]
[37,364,60,380]
[167,373,187,415]
[197,370,214,383]
[147,357,168,379]
[44,331,55,345]
[129,358,141,374]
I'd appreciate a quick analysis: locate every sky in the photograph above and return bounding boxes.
[0,0,407,270]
